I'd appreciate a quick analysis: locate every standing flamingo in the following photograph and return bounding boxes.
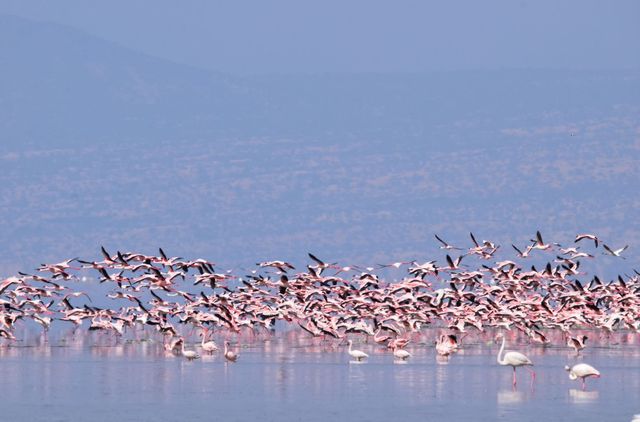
[496,333,536,387]
[200,328,218,354]
[347,340,369,361]
[565,363,600,390]
[224,341,238,362]
[392,345,411,361]
[180,340,200,360]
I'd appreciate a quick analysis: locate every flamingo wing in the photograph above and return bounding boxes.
[504,351,532,366]
[571,363,600,377]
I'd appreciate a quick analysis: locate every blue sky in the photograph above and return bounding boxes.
[1,0,639,73]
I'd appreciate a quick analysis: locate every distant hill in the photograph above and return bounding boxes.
[0,14,262,148]
[1,14,639,151]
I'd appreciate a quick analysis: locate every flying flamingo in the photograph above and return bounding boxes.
[435,334,458,357]
[530,231,552,251]
[496,333,536,387]
[257,261,295,273]
[445,254,465,270]
[307,253,335,273]
[512,244,533,258]
[602,244,628,258]
[347,340,369,361]
[565,363,600,390]
[574,233,599,248]
[434,234,462,250]
[567,334,588,356]
[377,261,412,269]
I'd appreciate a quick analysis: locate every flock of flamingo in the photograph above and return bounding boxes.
[1,231,636,390]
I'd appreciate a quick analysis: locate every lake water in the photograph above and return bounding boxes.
[0,333,638,422]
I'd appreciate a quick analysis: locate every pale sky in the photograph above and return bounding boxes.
[1,0,639,73]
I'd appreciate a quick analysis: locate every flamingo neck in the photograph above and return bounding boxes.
[497,336,506,365]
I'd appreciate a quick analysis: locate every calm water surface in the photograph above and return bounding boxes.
[0,335,638,422]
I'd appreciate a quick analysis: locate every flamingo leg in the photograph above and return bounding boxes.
[581,378,586,391]
[527,367,536,381]
[512,367,517,387]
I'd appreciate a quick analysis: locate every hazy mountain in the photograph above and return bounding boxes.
[1,14,639,277]
[0,14,264,148]
[2,14,638,150]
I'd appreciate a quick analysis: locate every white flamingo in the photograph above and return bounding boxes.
[392,346,411,361]
[434,234,462,250]
[348,340,369,361]
[565,363,600,390]
[603,244,628,258]
[224,341,238,362]
[496,333,535,387]
[181,340,200,360]
[200,328,218,354]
